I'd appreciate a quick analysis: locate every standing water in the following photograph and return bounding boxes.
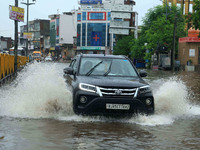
[0,62,200,150]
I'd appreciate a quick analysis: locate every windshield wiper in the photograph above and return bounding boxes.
[86,61,103,76]
[104,61,112,76]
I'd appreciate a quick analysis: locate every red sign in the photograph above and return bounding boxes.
[179,37,200,43]
[93,35,100,41]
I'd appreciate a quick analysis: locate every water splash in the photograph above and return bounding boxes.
[0,63,199,126]
[0,62,73,118]
[129,77,200,126]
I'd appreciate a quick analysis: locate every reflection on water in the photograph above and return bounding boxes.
[0,62,200,149]
[178,71,200,103]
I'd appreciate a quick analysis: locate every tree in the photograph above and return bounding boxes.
[131,5,185,62]
[191,0,200,30]
[113,35,134,57]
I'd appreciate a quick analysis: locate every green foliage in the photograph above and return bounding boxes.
[130,34,146,59]
[191,0,200,30]
[130,5,185,61]
[113,5,185,62]
[113,35,134,57]
[185,13,193,30]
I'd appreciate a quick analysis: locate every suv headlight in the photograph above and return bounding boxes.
[79,83,97,93]
[139,85,152,94]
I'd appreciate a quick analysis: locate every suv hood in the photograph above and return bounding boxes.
[77,76,148,88]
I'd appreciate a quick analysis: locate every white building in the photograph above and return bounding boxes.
[76,0,138,54]
[49,11,77,58]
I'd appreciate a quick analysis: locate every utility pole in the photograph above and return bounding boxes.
[172,13,177,72]
[161,0,177,72]
[21,0,35,56]
[14,0,18,73]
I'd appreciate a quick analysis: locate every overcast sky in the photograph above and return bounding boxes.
[0,0,162,39]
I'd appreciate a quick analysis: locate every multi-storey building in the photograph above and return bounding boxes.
[29,19,50,53]
[76,0,137,54]
[49,12,76,59]
[165,0,194,15]
[20,19,50,54]
[0,36,12,53]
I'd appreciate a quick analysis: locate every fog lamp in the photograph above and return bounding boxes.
[146,98,152,105]
[80,96,87,104]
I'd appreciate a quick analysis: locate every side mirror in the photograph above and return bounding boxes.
[139,70,147,77]
[64,67,74,75]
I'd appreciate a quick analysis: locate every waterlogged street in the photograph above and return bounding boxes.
[0,62,200,150]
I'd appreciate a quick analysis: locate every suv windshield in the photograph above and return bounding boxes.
[79,57,138,77]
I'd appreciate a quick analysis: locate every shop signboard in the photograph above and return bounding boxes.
[80,0,102,4]
[111,5,132,11]
[9,5,24,22]
[78,46,105,50]
[110,20,130,27]
[189,49,195,57]
[23,33,32,39]
[109,28,129,35]
[111,12,131,19]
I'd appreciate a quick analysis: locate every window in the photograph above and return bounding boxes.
[82,12,86,20]
[82,23,86,46]
[107,23,110,46]
[87,23,107,46]
[77,13,81,21]
[79,57,138,77]
[108,12,111,20]
[77,24,81,46]
[88,12,106,21]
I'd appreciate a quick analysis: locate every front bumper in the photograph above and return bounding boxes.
[73,90,154,116]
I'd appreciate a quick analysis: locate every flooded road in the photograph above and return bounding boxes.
[0,62,200,150]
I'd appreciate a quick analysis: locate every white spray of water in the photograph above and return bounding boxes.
[0,63,199,126]
[0,62,73,118]
[129,77,200,126]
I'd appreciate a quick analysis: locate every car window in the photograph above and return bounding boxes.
[69,59,76,67]
[73,59,78,73]
[79,57,138,77]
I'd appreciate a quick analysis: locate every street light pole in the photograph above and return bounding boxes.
[21,0,35,57]
[160,0,177,71]
[14,0,18,73]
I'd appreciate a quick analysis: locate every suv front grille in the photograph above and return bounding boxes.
[98,86,137,97]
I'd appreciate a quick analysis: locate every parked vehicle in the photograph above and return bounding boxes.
[32,51,42,61]
[64,54,154,116]
[45,56,52,62]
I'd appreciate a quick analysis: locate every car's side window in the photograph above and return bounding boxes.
[72,60,78,73]
[69,59,75,67]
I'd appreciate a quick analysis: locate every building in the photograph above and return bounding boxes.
[49,12,76,59]
[178,28,200,71]
[29,19,50,54]
[165,0,194,15]
[76,0,137,54]
[19,25,27,50]
[20,19,50,55]
[0,36,12,53]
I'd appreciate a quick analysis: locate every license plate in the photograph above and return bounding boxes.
[106,104,130,110]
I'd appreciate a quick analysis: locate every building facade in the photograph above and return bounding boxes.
[165,0,194,15]
[49,12,76,59]
[20,19,50,55]
[0,36,12,53]
[178,28,200,70]
[76,0,137,54]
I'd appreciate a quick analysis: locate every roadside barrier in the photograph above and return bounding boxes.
[0,53,29,84]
